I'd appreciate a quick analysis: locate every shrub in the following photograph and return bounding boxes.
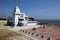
[32,28,36,30]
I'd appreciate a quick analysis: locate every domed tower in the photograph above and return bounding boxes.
[12,6,20,26]
[12,6,28,26]
[12,6,21,26]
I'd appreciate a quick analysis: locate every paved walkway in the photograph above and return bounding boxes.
[4,25,47,40]
[6,27,36,40]
[7,25,41,31]
[18,31,47,40]
[17,31,38,40]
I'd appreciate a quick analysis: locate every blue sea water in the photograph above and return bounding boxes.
[35,20,60,26]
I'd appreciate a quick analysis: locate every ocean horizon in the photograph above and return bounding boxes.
[35,19,60,26]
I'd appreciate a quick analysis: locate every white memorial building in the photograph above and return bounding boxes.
[7,6,37,26]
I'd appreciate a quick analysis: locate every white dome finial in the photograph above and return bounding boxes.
[14,6,21,14]
[16,6,19,9]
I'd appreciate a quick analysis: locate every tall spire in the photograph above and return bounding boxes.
[14,6,21,14]
[16,6,19,10]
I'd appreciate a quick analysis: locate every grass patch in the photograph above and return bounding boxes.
[0,29,22,40]
[0,29,34,40]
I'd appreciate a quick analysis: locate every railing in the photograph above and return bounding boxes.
[27,21,37,23]
[19,21,37,25]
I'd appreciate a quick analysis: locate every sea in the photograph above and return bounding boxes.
[35,20,60,26]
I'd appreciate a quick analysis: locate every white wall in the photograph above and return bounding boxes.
[14,15,19,26]
[27,23,37,25]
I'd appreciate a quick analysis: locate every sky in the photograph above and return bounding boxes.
[0,0,60,20]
